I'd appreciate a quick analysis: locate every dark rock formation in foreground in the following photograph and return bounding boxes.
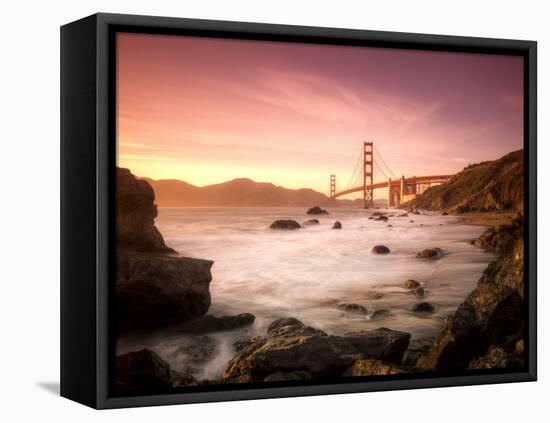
[117,253,213,332]
[405,149,524,213]
[332,221,342,229]
[343,359,406,376]
[117,168,175,253]
[116,167,213,332]
[416,214,524,371]
[222,318,411,383]
[116,349,173,394]
[307,206,329,215]
[413,302,435,313]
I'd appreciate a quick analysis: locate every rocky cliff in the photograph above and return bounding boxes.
[117,168,175,253]
[406,150,524,213]
[222,318,411,383]
[116,167,213,332]
[416,214,525,371]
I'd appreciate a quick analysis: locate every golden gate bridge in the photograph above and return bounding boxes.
[329,142,453,208]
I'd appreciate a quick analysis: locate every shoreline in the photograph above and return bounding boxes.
[449,211,516,227]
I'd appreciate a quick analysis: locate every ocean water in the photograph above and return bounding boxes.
[119,207,495,379]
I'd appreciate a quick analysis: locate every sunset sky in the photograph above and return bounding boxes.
[116,33,524,198]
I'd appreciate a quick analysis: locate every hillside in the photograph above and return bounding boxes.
[142,177,349,207]
[406,149,524,213]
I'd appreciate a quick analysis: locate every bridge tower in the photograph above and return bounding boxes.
[363,141,374,208]
[330,174,336,199]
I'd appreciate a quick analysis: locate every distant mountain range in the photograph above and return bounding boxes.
[140,176,386,208]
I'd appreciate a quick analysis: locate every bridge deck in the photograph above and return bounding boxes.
[333,175,453,198]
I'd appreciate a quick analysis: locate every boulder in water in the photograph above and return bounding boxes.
[371,309,391,320]
[413,302,435,313]
[332,221,342,229]
[403,279,421,289]
[270,220,301,230]
[372,245,390,254]
[338,303,368,315]
[415,247,443,259]
[307,206,329,215]
[414,287,425,298]
[303,219,320,225]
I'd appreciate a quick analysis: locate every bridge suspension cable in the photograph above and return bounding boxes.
[373,145,397,179]
[344,145,364,190]
[374,160,389,181]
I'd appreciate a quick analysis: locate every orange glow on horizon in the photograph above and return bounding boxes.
[116,33,523,199]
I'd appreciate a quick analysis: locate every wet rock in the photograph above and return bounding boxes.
[412,210,421,215]
[414,217,525,372]
[233,335,263,353]
[116,252,213,332]
[270,220,301,230]
[338,303,368,315]
[415,247,443,259]
[515,339,524,355]
[403,279,421,289]
[303,219,320,225]
[222,319,410,383]
[371,309,391,320]
[442,212,449,216]
[409,220,414,223]
[413,302,435,313]
[372,245,390,254]
[367,292,384,300]
[387,224,393,227]
[332,221,342,229]
[414,287,425,298]
[473,219,519,253]
[402,337,435,367]
[179,313,255,334]
[375,215,389,222]
[116,167,215,334]
[116,349,172,394]
[398,213,409,217]
[267,317,326,337]
[468,346,523,369]
[222,319,360,383]
[345,328,411,363]
[344,359,407,376]
[371,212,386,217]
[307,206,329,215]
[116,168,175,254]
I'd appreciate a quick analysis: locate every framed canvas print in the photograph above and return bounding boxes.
[60,13,537,409]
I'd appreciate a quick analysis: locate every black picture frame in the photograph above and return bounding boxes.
[60,12,537,409]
